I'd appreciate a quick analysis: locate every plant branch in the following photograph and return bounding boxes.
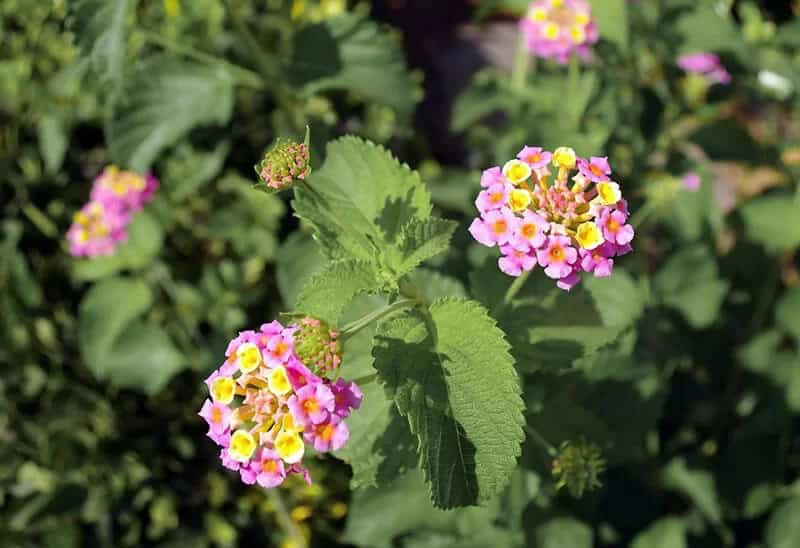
[141,31,264,89]
[492,270,530,317]
[525,424,557,457]
[266,488,306,548]
[340,298,417,340]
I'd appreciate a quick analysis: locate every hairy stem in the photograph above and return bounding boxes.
[340,298,417,340]
[492,270,531,317]
[266,489,306,548]
[511,32,531,93]
[525,424,558,457]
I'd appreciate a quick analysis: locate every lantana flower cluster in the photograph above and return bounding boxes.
[677,52,731,85]
[66,165,158,257]
[199,318,361,488]
[520,0,598,64]
[469,146,634,291]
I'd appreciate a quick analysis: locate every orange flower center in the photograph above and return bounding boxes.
[549,246,564,261]
[527,153,541,163]
[492,220,507,235]
[521,223,537,239]
[490,192,504,203]
[263,460,279,473]
[318,423,335,441]
[607,219,620,232]
[211,407,223,424]
[589,164,604,176]
[302,398,318,414]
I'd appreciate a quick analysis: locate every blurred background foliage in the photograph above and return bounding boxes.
[2,0,800,547]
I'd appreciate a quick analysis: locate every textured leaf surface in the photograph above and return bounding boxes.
[393,217,457,277]
[373,299,524,508]
[108,55,234,171]
[631,518,686,548]
[740,195,800,254]
[344,470,510,548]
[295,259,380,325]
[78,277,184,394]
[654,245,728,328]
[289,14,420,117]
[275,232,327,309]
[67,0,135,84]
[293,136,432,274]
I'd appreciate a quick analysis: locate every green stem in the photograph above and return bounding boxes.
[525,424,557,457]
[630,200,658,229]
[510,32,530,93]
[351,373,378,386]
[492,270,530,317]
[21,203,58,238]
[340,298,417,340]
[141,31,264,89]
[266,489,306,548]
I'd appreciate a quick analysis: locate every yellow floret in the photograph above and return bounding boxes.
[229,430,257,462]
[275,431,305,464]
[268,365,292,395]
[575,221,604,250]
[508,189,532,212]
[210,376,236,404]
[596,181,621,205]
[570,25,586,44]
[236,342,263,373]
[502,159,532,184]
[543,22,560,41]
[553,147,577,169]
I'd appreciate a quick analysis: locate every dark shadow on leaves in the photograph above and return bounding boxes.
[375,188,423,244]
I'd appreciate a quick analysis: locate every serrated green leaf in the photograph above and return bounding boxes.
[662,458,723,526]
[293,136,433,273]
[765,496,800,548]
[776,286,800,344]
[740,195,800,254]
[534,517,593,548]
[631,518,686,548]
[334,380,417,489]
[405,268,468,303]
[295,259,380,325]
[373,299,524,508]
[593,0,628,50]
[653,245,728,328]
[344,470,508,548]
[108,55,234,172]
[77,276,184,393]
[289,14,419,118]
[72,211,164,282]
[67,0,135,84]
[78,277,152,372]
[584,268,644,328]
[102,321,184,395]
[393,218,457,276]
[276,232,327,309]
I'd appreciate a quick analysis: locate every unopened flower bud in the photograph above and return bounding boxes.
[293,316,342,376]
[552,439,606,498]
[255,139,310,192]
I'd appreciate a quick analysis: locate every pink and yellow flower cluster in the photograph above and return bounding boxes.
[469,146,634,291]
[199,318,362,488]
[520,0,598,64]
[66,166,159,257]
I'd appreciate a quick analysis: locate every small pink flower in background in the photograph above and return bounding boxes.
[90,166,159,212]
[201,318,362,488]
[520,0,599,64]
[468,145,634,291]
[67,165,159,258]
[683,172,701,192]
[66,200,130,257]
[678,52,731,85]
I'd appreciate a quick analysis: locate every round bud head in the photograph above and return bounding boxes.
[552,438,606,498]
[257,139,310,192]
[293,316,342,376]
